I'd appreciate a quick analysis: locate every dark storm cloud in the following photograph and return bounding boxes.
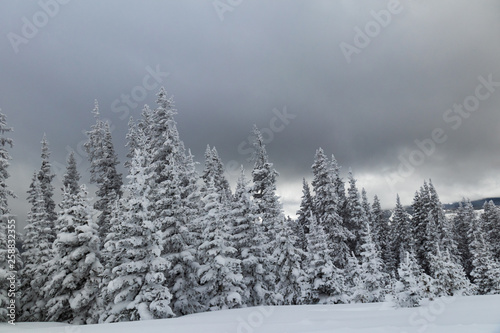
[1,0,500,227]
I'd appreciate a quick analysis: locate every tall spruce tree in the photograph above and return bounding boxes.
[274,218,308,305]
[297,178,313,235]
[453,200,474,277]
[42,185,103,324]
[482,200,500,260]
[352,219,388,303]
[37,134,57,243]
[231,167,277,306]
[392,251,431,308]
[289,215,307,253]
[124,114,149,170]
[411,181,458,273]
[202,145,231,200]
[0,112,21,322]
[345,170,367,257]
[103,152,173,322]
[424,212,441,271]
[19,175,52,321]
[170,149,204,316]
[389,195,413,274]
[468,209,500,295]
[311,148,351,268]
[306,213,345,304]
[411,183,431,271]
[198,180,244,311]
[331,154,348,230]
[372,195,392,272]
[62,151,80,195]
[84,100,123,241]
[361,189,372,226]
[295,178,313,251]
[251,126,284,243]
[146,89,202,316]
[428,181,458,261]
[428,245,472,297]
[344,252,363,303]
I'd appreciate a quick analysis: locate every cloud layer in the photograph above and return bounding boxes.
[1,0,499,226]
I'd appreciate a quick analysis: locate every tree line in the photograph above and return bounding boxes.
[0,87,499,324]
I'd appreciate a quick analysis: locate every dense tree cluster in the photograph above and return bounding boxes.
[1,88,500,323]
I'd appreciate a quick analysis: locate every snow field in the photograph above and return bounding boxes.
[6,294,500,333]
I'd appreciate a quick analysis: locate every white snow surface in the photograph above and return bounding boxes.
[5,295,500,333]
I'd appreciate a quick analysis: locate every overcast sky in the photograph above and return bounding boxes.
[1,0,500,229]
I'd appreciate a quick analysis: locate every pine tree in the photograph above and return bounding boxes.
[124,115,143,170]
[412,181,458,273]
[311,148,351,268]
[231,168,277,306]
[37,134,57,243]
[251,126,284,243]
[361,189,372,226]
[468,210,500,295]
[390,195,413,274]
[198,180,244,311]
[203,145,231,200]
[120,88,204,317]
[344,252,363,303]
[19,175,53,321]
[62,151,80,195]
[99,199,127,323]
[0,111,20,323]
[354,219,389,303]
[393,251,430,308]
[145,88,187,172]
[424,212,441,270]
[429,246,472,297]
[103,153,173,322]
[231,168,256,254]
[168,149,204,316]
[289,215,307,253]
[295,178,313,252]
[482,200,500,260]
[306,213,345,304]
[182,150,205,249]
[453,200,474,277]
[361,219,389,300]
[297,179,313,235]
[84,100,123,241]
[372,195,392,273]
[202,144,214,184]
[345,170,367,256]
[42,185,103,324]
[428,181,458,262]
[146,90,203,316]
[410,183,431,271]
[274,218,308,305]
[331,154,348,229]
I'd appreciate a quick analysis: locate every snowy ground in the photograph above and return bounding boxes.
[5,295,500,333]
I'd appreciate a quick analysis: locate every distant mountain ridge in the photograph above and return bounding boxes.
[443,197,500,210]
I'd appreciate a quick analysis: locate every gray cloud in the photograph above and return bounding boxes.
[1,0,500,229]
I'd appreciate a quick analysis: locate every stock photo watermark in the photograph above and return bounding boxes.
[234,306,275,333]
[384,73,500,190]
[63,325,82,333]
[404,296,456,333]
[7,0,71,54]
[340,0,403,64]
[213,0,244,22]
[225,106,296,175]
[5,217,17,325]
[111,65,170,120]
